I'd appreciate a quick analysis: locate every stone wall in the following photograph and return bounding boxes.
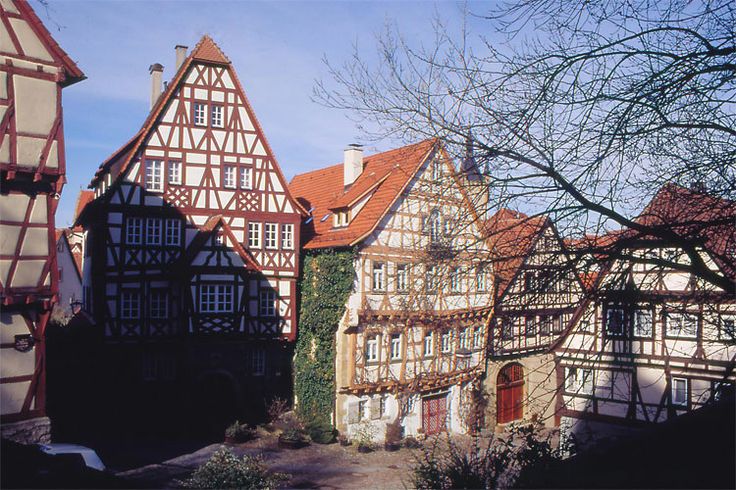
[1,416,51,444]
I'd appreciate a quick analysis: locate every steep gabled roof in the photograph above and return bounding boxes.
[71,190,94,231]
[289,139,440,249]
[55,228,82,282]
[483,209,548,299]
[10,0,85,86]
[176,215,260,271]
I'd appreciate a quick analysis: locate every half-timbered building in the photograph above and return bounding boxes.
[0,0,84,443]
[555,185,736,448]
[54,227,83,315]
[483,209,585,430]
[290,140,493,440]
[76,36,304,433]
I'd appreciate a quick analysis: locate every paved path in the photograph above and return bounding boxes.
[118,431,416,489]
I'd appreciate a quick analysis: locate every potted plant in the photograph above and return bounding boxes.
[384,421,402,452]
[278,427,309,449]
[224,421,255,444]
[354,421,376,453]
[338,434,351,447]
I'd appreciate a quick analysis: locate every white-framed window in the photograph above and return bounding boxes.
[428,209,442,243]
[605,307,626,336]
[145,160,163,192]
[426,265,437,292]
[193,102,207,126]
[476,267,487,292]
[146,218,161,245]
[259,289,276,317]
[501,318,513,340]
[423,331,433,356]
[553,314,564,334]
[126,217,142,245]
[390,333,401,360]
[633,309,652,337]
[450,267,461,293]
[671,377,688,407]
[211,104,223,128]
[248,222,261,248]
[540,315,552,336]
[379,396,387,418]
[334,210,349,228]
[441,331,452,353]
[565,367,593,395]
[366,335,378,362]
[264,223,278,249]
[199,284,233,313]
[580,318,594,333]
[358,400,367,420]
[252,347,265,376]
[223,165,237,189]
[525,316,537,337]
[431,158,442,180]
[720,315,736,341]
[168,160,182,185]
[165,219,181,246]
[150,291,168,319]
[214,233,224,246]
[396,264,408,292]
[121,291,140,319]
[372,262,385,292]
[239,167,253,189]
[459,328,469,349]
[281,224,294,250]
[666,312,697,338]
[473,328,482,349]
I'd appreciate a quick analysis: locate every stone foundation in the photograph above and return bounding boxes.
[1,417,51,444]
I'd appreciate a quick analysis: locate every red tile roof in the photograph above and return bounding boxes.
[289,140,440,249]
[191,35,230,64]
[177,215,260,271]
[72,190,95,231]
[483,209,548,299]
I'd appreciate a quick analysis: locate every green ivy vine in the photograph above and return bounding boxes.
[293,248,355,429]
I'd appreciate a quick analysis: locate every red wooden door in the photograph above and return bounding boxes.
[497,364,524,424]
[422,394,448,435]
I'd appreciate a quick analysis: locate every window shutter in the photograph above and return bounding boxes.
[370,397,382,420]
[347,402,360,424]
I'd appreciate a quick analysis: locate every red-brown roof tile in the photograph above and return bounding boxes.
[191,35,230,64]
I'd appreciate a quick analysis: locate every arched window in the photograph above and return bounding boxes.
[497,363,524,424]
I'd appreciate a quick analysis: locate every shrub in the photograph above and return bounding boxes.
[266,397,289,424]
[353,421,377,449]
[179,448,288,489]
[385,421,402,444]
[305,419,336,444]
[225,421,255,443]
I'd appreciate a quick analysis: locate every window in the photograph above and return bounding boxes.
[150,291,168,319]
[264,223,278,249]
[423,331,433,356]
[379,396,387,417]
[712,381,734,402]
[441,331,452,353]
[372,262,385,292]
[168,160,182,185]
[248,222,261,248]
[580,318,594,333]
[426,265,437,292]
[126,217,142,245]
[450,267,461,293]
[501,319,513,340]
[525,316,537,337]
[540,315,552,336]
[390,333,401,360]
[431,159,442,180]
[239,167,253,189]
[580,369,594,395]
[605,307,625,336]
[396,264,408,292]
[223,165,237,189]
[165,219,181,246]
[252,348,265,376]
[672,377,688,407]
[358,400,367,420]
[146,218,161,245]
[524,271,537,292]
[565,367,593,395]
[366,335,378,362]
[553,314,564,334]
[406,396,416,413]
[214,233,224,246]
[58,267,63,281]
[121,291,140,319]
[666,312,697,338]
[199,284,233,313]
[473,328,482,349]
[428,210,442,243]
[193,102,206,126]
[145,160,163,191]
[720,316,736,341]
[334,210,349,227]
[211,104,223,127]
[459,328,469,349]
[281,224,294,250]
[259,290,276,317]
[633,309,652,337]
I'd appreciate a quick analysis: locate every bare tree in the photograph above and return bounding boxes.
[315,0,735,294]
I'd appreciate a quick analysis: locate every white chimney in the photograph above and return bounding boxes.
[343,144,364,186]
[149,63,164,110]
[175,45,188,71]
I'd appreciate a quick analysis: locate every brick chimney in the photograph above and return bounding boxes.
[175,45,188,71]
[149,63,164,110]
[343,144,364,187]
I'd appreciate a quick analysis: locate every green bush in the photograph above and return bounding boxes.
[179,448,288,489]
[305,419,336,444]
[225,421,255,442]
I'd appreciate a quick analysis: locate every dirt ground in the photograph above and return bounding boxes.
[118,430,421,489]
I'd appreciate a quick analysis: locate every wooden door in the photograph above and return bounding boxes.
[422,393,448,435]
[497,363,524,424]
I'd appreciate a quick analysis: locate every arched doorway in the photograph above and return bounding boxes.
[497,363,524,424]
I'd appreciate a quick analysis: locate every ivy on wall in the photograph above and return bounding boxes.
[293,248,355,429]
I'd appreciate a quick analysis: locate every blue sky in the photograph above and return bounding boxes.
[36,0,483,227]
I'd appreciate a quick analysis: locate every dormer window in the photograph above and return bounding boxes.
[334,210,350,228]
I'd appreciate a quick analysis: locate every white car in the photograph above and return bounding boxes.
[37,443,106,472]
